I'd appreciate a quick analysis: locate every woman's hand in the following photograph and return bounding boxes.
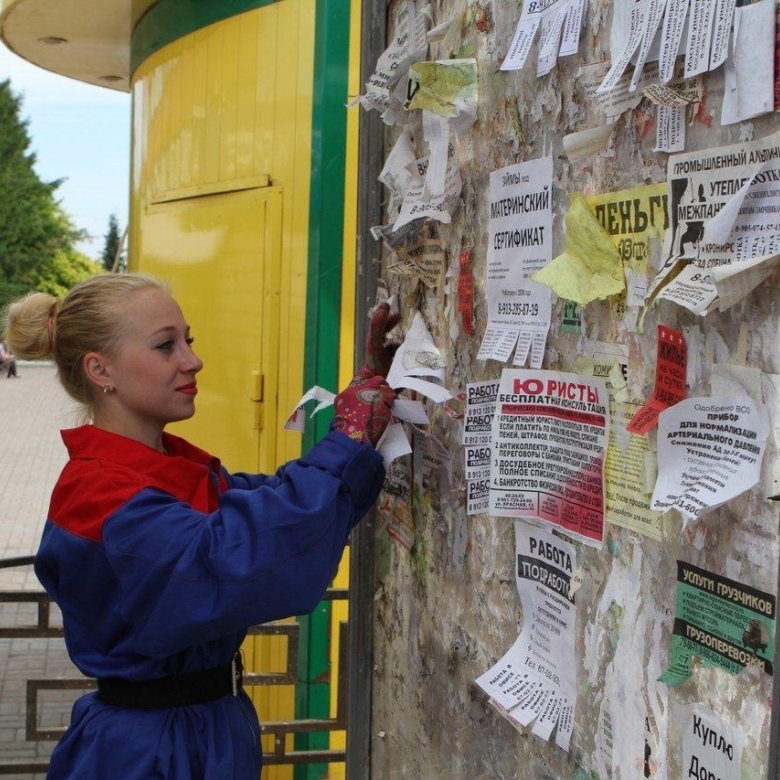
[362,303,400,379]
[331,374,396,446]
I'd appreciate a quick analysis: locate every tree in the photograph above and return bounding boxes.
[101,213,122,271]
[32,245,102,300]
[0,79,89,309]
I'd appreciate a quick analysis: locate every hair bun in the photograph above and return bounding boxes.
[3,291,59,360]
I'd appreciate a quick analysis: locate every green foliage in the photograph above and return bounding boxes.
[32,249,102,299]
[0,79,92,310]
[101,213,122,271]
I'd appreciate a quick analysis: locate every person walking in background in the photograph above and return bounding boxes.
[0,339,17,377]
[2,273,398,779]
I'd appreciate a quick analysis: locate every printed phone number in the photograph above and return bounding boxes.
[497,302,539,316]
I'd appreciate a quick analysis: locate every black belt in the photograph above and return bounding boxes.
[97,653,243,710]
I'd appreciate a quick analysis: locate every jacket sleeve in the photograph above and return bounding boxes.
[102,431,384,658]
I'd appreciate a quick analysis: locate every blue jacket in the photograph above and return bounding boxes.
[35,425,384,779]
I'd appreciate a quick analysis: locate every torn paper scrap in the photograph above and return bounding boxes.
[378,130,417,201]
[393,147,462,231]
[587,183,668,307]
[629,0,670,92]
[683,0,716,79]
[489,369,609,547]
[359,0,428,124]
[386,312,453,402]
[643,75,703,109]
[376,422,413,468]
[392,398,430,425]
[532,194,625,305]
[578,61,646,122]
[650,396,769,522]
[654,104,685,153]
[562,123,616,163]
[711,254,780,312]
[475,523,578,751]
[603,0,736,89]
[627,325,687,435]
[284,386,337,431]
[502,0,585,76]
[659,0,690,83]
[406,59,478,121]
[647,130,780,315]
[598,0,655,93]
[479,156,553,367]
[659,560,776,686]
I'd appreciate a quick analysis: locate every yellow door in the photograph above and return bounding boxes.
[138,185,283,474]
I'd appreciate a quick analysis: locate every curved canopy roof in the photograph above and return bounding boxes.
[0,0,157,92]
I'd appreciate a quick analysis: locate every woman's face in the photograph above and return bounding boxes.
[99,287,203,441]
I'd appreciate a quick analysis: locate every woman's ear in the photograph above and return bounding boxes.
[83,352,112,391]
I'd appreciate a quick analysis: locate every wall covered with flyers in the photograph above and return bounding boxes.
[354,0,780,777]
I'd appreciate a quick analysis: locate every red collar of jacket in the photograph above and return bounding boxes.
[60,425,228,513]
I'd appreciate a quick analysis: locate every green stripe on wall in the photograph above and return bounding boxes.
[298,0,351,776]
[130,0,276,74]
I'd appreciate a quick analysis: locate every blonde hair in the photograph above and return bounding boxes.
[3,273,169,407]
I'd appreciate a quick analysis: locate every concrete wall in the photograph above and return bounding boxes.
[364,1,780,777]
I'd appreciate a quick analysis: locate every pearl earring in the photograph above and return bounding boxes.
[102,385,115,394]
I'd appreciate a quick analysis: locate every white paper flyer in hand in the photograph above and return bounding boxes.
[478,157,553,369]
[651,396,769,522]
[489,369,609,547]
[502,0,585,77]
[386,312,452,402]
[475,522,577,752]
[284,386,337,431]
[647,131,780,315]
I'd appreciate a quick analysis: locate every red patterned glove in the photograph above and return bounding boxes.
[362,303,401,379]
[332,374,396,446]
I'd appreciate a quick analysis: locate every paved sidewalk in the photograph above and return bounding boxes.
[0,365,84,777]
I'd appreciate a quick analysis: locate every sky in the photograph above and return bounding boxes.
[0,45,130,260]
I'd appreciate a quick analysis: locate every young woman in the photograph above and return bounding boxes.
[4,273,397,779]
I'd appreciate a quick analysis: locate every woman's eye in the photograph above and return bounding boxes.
[156,340,175,351]
[185,337,195,346]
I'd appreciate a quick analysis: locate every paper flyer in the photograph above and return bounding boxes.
[386,312,452,402]
[377,455,415,551]
[651,396,769,522]
[393,148,463,231]
[602,0,736,91]
[475,523,577,751]
[479,157,553,368]
[587,183,669,307]
[387,225,447,287]
[531,194,624,306]
[579,349,665,541]
[660,561,776,686]
[627,325,687,435]
[647,131,780,315]
[464,381,499,515]
[722,0,775,126]
[501,0,586,76]
[359,0,428,124]
[681,707,745,780]
[489,369,609,547]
